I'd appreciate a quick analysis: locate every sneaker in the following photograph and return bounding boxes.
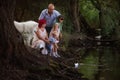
[55,52,60,57]
[41,49,48,55]
[53,52,58,58]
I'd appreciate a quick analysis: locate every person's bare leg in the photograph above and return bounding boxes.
[52,44,58,57]
[54,44,60,57]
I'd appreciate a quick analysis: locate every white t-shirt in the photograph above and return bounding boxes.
[32,27,47,42]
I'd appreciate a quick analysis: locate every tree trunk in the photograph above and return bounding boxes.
[0,0,21,62]
[0,1,42,79]
[68,0,81,32]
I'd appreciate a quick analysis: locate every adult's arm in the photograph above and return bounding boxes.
[38,9,46,20]
[55,10,61,16]
[35,29,50,44]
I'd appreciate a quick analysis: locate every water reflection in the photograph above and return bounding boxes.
[77,47,120,80]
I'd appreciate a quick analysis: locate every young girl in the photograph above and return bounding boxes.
[49,15,64,57]
[48,31,59,57]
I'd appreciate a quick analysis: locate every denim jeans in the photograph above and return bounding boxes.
[45,27,52,35]
[45,43,51,53]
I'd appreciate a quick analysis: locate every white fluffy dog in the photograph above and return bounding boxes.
[14,20,48,55]
[14,20,38,46]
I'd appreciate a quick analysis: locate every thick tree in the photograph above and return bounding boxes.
[0,0,45,80]
[67,0,96,35]
[0,0,20,62]
[68,0,81,32]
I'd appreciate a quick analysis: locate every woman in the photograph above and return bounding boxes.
[49,15,64,57]
[32,19,49,55]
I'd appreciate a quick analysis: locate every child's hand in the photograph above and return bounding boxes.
[46,40,50,44]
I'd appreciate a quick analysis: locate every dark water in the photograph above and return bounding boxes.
[77,46,120,80]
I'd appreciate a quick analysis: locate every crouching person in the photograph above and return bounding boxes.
[32,19,49,55]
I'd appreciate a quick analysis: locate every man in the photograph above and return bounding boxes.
[38,3,61,34]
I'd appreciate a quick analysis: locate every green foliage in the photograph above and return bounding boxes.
[63,16,74,33]
[57,6,74,33]
[101,7,119,38]
[80,0,99,28]
[61,32,71,51]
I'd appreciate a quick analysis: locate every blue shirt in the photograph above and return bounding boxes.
[39,9,61,27]
[47,36,57,52]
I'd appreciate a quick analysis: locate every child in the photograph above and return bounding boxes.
[48,15,64,57]
[48,31,60,57]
